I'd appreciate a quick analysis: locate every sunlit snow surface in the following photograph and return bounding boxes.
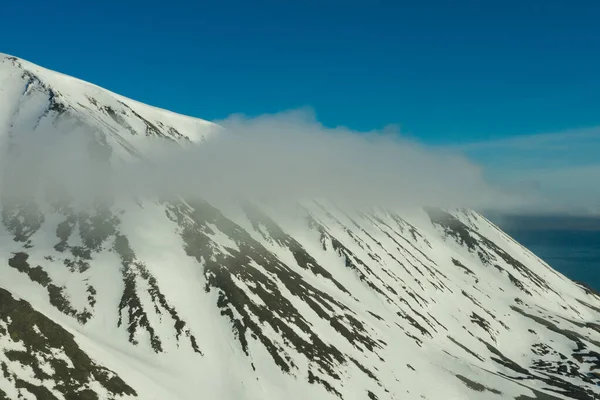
[1,54,600,400]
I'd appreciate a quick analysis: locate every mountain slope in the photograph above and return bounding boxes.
[1,54,600,400]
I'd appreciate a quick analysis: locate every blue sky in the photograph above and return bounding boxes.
[1,0,600,212]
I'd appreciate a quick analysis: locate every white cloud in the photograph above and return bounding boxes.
[0,108,530,212]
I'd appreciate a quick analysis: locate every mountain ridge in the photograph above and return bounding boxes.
[0,54,599,400]
[0,52,218,133]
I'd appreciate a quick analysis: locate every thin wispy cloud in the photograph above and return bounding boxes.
[453,126,600,215]
[456,126,600,152]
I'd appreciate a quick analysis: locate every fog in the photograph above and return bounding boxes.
[0,109,532,212]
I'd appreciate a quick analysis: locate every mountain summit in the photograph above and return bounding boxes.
[0,54,599,400]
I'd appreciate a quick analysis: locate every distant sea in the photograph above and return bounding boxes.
[490,215,600,291]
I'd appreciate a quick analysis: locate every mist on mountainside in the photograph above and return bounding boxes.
[0,108,533,213]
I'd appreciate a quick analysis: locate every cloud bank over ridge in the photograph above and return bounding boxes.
[0,108,533,213]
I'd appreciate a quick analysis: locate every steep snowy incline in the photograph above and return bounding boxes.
[0,53,219,158]
[1,54,600,400]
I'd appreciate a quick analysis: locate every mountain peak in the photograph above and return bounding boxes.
[0,57,599,400]
[0,54,219,150]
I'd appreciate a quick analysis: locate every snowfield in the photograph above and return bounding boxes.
[0,53,600,400]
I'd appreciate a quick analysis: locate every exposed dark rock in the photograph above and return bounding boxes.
[455,374,502,395]
[0,287,136,398]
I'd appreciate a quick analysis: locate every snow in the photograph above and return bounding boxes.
[0,53,599,400]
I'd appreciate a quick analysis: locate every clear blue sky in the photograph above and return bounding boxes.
[2,0,599,145]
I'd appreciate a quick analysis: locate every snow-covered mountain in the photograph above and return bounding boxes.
[1,53,600,400]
